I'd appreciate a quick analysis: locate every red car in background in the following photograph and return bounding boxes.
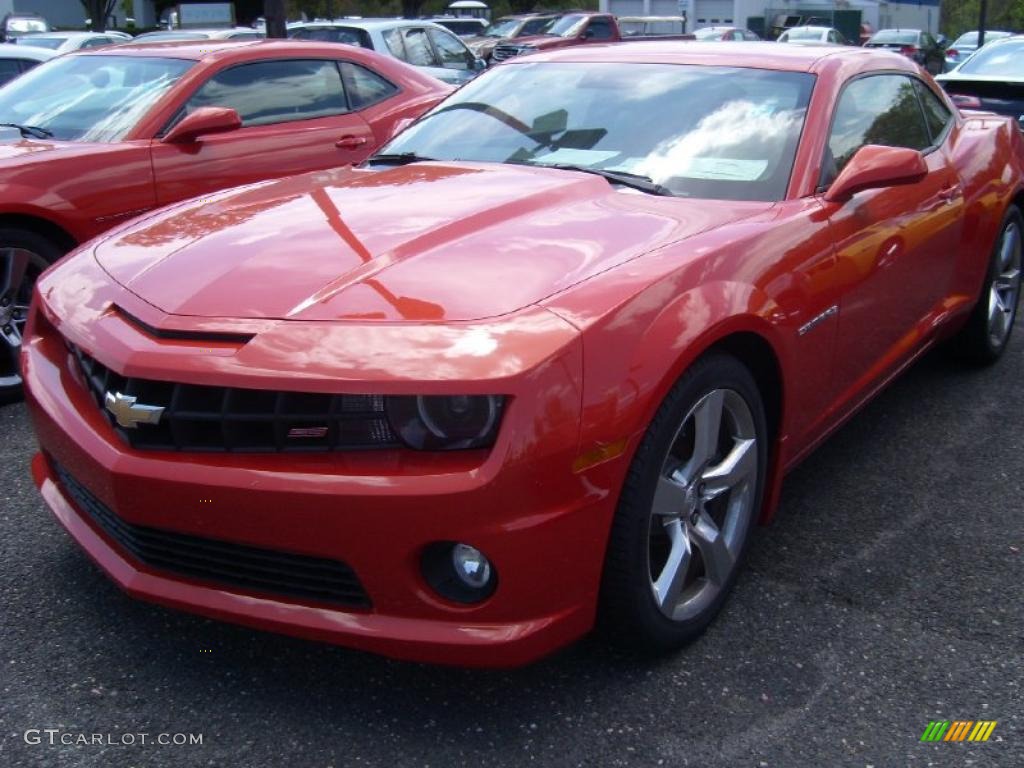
[23,43,1024,666]
[0,40,450,397]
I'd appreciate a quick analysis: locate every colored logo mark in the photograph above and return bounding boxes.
[921,721,997,742]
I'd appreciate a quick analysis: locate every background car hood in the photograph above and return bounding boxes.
[93,162,770,323]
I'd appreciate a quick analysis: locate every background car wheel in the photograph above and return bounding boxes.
[0,229,62,403]
[598,352,768,652]
[950,206,1023,365]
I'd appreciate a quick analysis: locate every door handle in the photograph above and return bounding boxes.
[335,135,369,150]
[938,185,961,203]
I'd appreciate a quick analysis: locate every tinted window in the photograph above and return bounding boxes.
[81,36,113,48]
[187,59,347,127]
[15,36,62,49]
[825,75,930,184]
[381,62,814,202]
[428,28,471,69]
[0,59,21,85]
[340,61,398,109]
[289,27,368,47]
[588,19,613,40]
[914,80,952,143]
[401,28,437,67]
[383,28,405,59]
[521,17,553,35]
[869,30,918,45]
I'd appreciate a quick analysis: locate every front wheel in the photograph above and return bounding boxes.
[1,229,63,402]
[599,352,767,652]
[950,206,1022,365]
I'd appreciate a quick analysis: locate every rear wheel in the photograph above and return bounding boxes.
[950,207,1022,365]
[599,352,767,652]
[0,229,63,402]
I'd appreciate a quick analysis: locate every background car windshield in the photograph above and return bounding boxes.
[381,62,814,201]
[959,40,1024,75]
[290,26,370,47]
[542,15,586,37]
[0,55,192,141]
[786,28,824,40]
[14,36,63,49]
[694,27,724,39]
[482,18,519,37]
[871,30,917,44]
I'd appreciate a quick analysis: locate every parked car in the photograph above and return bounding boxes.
[133,28,265,43]
[0,39,450,397]
[0,12,49,42]
[492,12,689,62]
[937,35,1024,124]
[15,31,125,53]
[21,41,1023,666]
[692,25,760,41]
[429,17,487,38]
[288,19,484,85]
[864,28,945,74]
[463,13,561,62]
[768,13,828,39]
[0,42,54,86]
[620,16,691,38]
[944,29,1012,70]
[776,26,849,45]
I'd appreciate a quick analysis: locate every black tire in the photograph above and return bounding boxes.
[949,206,1023,366]
[0,228,64,403]
[598,352,768,652]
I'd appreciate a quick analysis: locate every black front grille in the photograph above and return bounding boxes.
[70,346,401,453]
[53,461,372,609]
[492,45,522,61]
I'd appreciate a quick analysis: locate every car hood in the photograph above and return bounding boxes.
[506,34,575,50]
[93,162,770,323]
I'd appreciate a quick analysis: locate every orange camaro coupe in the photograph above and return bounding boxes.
[21,43,1023,666]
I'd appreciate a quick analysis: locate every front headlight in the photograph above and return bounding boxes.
[386,395,506,450]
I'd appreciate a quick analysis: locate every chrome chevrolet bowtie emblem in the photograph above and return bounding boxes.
[104,391,164,429]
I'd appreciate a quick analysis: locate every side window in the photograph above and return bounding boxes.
[827,30,837,43]
[401,28,438,67]
[824,74,931,185]
[730,30,743,40]
[185,59,347,127]
[427,28,471,70]
[743,30,760,40]
[82,36,112,48]
[382,28,406,60]
[0,59,21,86]
[588,18,613,40]
[914,79,953,144]
[340,61,398,109]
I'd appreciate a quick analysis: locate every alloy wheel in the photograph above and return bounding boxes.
[0,247,44,390]
[647,388,758,622]
[987,220,1022,348]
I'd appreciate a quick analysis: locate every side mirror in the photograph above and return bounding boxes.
[823,145,927,203]
[472,56,486,71]
[162,106,242,144]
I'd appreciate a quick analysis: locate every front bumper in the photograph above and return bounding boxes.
[23,266,625,667]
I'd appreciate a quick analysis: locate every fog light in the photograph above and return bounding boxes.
[421,541,497,604]
[452,543,491,589]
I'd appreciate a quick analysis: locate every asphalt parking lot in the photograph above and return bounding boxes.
[1,339,1021,768]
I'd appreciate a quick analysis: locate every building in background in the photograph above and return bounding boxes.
[597,1,940,37]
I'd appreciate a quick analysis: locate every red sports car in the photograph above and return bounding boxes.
[0,39,450,397]
[21,43,1023,666]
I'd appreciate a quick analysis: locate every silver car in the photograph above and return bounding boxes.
[14,31,124,53]
[945,29,1012,71]
[288,19,484,85]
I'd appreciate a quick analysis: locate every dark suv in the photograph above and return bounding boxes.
[865,28,946,74]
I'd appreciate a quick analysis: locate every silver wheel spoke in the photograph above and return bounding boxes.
[1,321,20,348]
[701,438,756,501]
[652,473,689,517]
[652,518,691,609]
[689,511,733,586]
[690,390,724,471]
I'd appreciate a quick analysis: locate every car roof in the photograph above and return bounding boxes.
[290,18,446,31]
[524,41,911,73]
[70,39,326,61]
[0,41,54,59]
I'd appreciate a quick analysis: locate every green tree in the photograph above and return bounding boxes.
[941,0,1024,37]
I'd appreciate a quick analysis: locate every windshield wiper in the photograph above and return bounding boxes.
[0,122,53,139]
[519,162,672,196]
[365,152,436,166]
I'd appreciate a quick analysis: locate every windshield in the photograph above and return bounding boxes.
[870,30,918,45]
[0,55,193,142]
[378,62,814,202]
[693,28,725,40]
[960,40,1024,76]
[542,14,586,37]
[784,27,825,40]
[14,36,63,49]
[483,18,520,38]
[135,31,210,41]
